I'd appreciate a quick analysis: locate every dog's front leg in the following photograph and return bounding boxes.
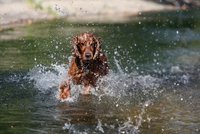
[59,80,71,100]
[83,85,91,95]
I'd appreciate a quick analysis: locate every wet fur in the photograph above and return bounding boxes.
[59,33,109,100]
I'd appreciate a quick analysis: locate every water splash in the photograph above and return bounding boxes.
[27,61,162,133]
[27,64,67,92]
[27,60,162,102]
[134,101,151,130]
[25,55,199,133]
[95,119,104,133]
[118,117,139,134]
[63,120,71,130]
[118,101,151,134]
[114,56,124,74]
[97,71,161,100]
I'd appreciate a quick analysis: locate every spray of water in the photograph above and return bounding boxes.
[27,57,162,132]
[27,60,161,101]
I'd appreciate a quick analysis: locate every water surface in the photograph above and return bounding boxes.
[0,9,200,134]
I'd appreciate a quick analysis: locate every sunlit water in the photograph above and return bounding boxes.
[1,10,200,134]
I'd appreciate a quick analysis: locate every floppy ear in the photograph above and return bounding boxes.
[72,36,81,58]
[93,37,101,59]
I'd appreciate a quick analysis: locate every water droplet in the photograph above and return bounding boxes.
[96,119,104,133]
[63,122,71,130]
[145,103,149,107]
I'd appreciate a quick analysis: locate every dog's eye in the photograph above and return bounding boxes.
[91,43,96,46]
[78,43,84,46]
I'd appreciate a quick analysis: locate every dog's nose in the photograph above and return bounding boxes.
[85,53,92,59]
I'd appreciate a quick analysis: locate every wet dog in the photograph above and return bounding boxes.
[59,33,109,100]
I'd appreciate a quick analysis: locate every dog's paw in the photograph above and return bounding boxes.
[59,81,71,100]
[82,85,91,95]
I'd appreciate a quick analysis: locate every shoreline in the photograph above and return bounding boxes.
[0,0,192,30]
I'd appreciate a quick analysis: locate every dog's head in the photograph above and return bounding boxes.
[72,33,101,62]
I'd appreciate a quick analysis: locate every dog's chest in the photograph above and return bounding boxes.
[82,67,99,78]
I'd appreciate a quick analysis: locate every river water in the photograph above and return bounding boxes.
[0,9,200,134]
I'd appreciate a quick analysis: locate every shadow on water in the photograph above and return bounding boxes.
[0,9,200,133]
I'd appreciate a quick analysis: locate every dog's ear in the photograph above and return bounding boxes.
[72,36,81,58]
[93,36,102,59]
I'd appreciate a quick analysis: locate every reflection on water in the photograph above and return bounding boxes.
[0,9,200,134]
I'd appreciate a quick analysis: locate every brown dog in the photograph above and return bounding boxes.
[59,33,109,100]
